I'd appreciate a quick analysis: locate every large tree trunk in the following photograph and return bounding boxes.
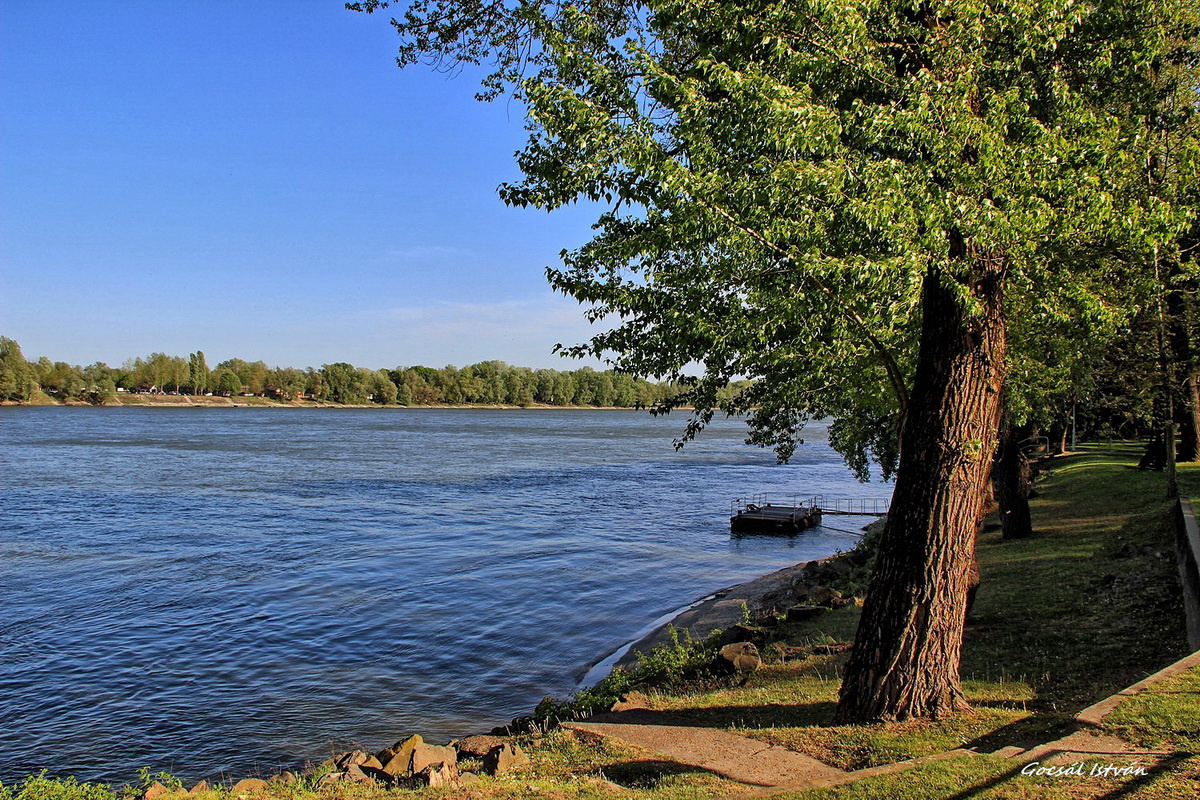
[836,257,1006,723]
[1167,287,1200,461]
[994,419,1034,540]
[1176,374,1200,462]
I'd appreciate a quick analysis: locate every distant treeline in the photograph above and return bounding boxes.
[0,336,712,407]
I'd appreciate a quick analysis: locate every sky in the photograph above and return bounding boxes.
[0,0,611,371]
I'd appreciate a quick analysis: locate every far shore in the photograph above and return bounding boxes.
[2,393,659,411]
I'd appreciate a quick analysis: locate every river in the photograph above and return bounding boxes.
[0,406,889,784]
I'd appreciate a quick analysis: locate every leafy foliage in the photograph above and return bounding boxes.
[0,772,116,800]
[533,625,727,724]
[354,0,1197,476]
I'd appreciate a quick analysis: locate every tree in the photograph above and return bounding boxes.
[505,367,536,406]
[304,367,325,400]
[266,366,307,400]
[82,362,117,404]
[0,337,34,401]
[215,369,242,397]
[187,351,210,395]
[321,362,368,404]
[355,0,1196,720]
[217,358,268,396]
[362,367,399,404]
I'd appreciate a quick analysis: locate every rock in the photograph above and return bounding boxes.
[718,624,761,645]
[452,734,509,759]
[144,781,172,800]
[785,604,827,623]
[717,641,761,675]
[416,763,460,788]
[791,581,811,600]
[274,772,297,784]
[610,691,651,712]
[510,715,537,734]
[342,764,375,785]
[828,558,852,575]
[483,743,530,775]
[773,643,808,661]
[317,773,343,786]
[187,781,208,794]
[808,585,842,606]
[230,778,269,796]
[409,742,457,774]
[334,750,374,770]
[803,562,832,582]
[459,771,481,785]
[379,734,423,776]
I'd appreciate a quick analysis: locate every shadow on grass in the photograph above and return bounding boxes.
[937,761,1035,800]
[1093,753,1191,800]
[905,753,1190,800]
[600,758,709,789]
[962,715,1079,753]
[662,701,839,730]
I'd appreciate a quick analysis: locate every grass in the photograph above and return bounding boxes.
[4,443,1196,800]
[1103,667,1200,752]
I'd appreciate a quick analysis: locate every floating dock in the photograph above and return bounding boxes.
[730,502,822,536]
[729,495,890,536]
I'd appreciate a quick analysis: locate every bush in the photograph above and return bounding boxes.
[533,625,726,725]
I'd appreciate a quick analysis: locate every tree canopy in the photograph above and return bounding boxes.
[353,0,1199,720]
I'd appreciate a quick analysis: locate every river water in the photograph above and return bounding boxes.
[0,407,889,784]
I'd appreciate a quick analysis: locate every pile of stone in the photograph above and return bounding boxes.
[312,733,530,789]
[142,777,275,799]
[755,553,869,623]
[140,734,531,798]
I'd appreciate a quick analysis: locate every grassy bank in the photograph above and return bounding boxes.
[4,445,1197,799]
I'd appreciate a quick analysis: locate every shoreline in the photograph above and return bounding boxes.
[578,555,842,687]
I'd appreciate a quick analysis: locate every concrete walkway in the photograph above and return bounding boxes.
[561,709,846,788]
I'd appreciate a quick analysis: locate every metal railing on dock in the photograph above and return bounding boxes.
[731,494,891,516]
[808,495,891,515]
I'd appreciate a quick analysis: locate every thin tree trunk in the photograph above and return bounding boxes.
[836,256,1007,723]
[994,419,1034,540]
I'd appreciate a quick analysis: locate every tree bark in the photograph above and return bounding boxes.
[1176,374,1200,462]
[836,257,1007,723]
[994,419,1034,540]
[1167,286,1200,461]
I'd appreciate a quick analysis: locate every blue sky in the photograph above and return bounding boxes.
[0,1,609,370]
